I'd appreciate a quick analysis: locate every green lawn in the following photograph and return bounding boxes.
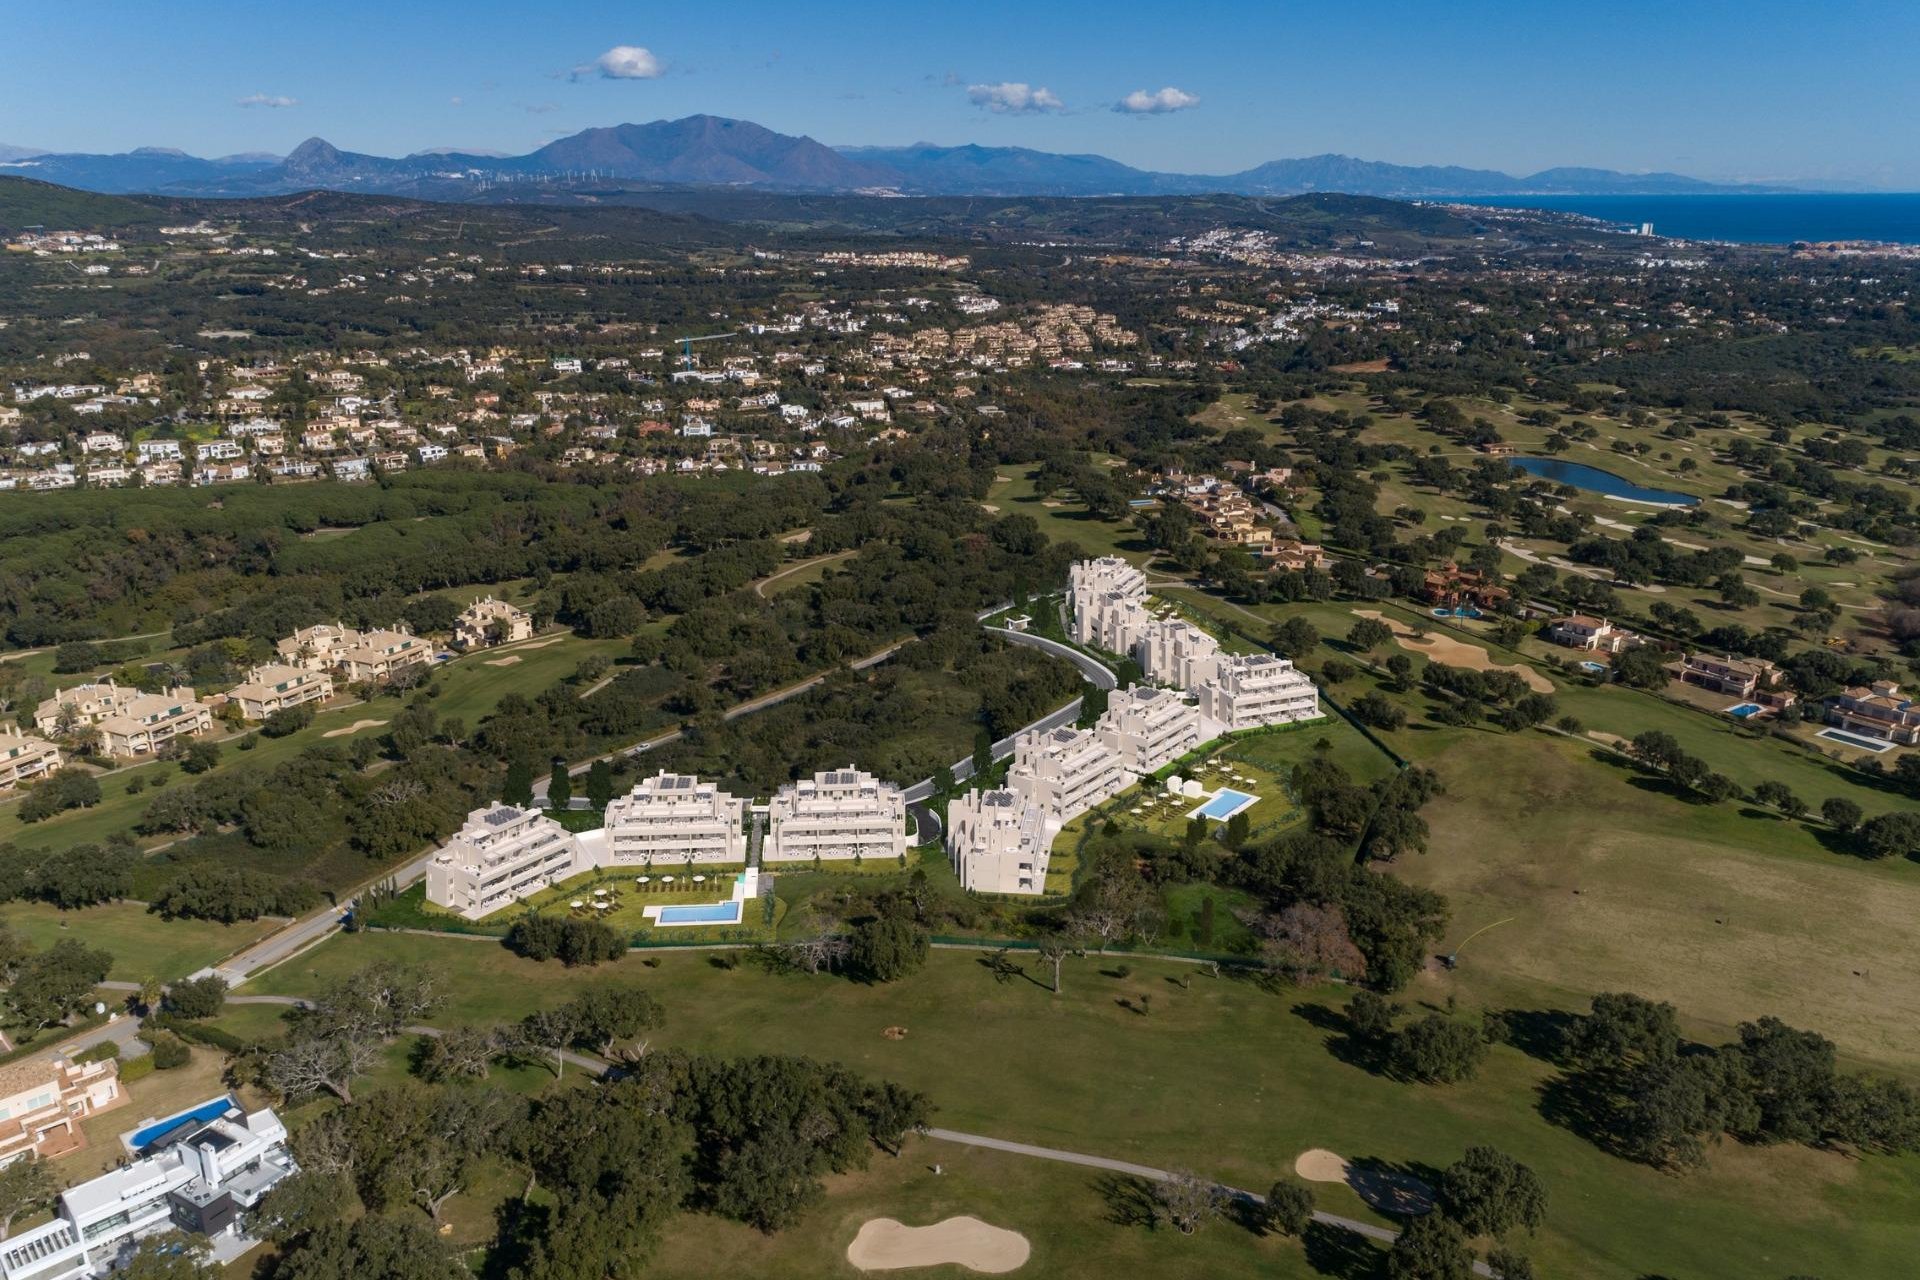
[0,900,281,982]
[985,463,1155,565]
[236,932,1919,1279]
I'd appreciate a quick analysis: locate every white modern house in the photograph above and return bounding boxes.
[1005,725,1130,825]
[603,772,746,865]
[0,1100,295,1280]
[1097,685,1202,775]
[424,803,586,919]
[764,766,906,863]
[225,664,333,721]
[1196,653,1322,732]
[946,787,1049,895]
[1069,555,1147,607]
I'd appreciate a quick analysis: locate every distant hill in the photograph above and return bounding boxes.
[0,115,1802,200]
[0,176,165,230]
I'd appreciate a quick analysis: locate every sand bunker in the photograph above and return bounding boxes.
[847,1217,1030,1274]
[322,718,388,739]
[514,635,566,650]
[484,655,523,667]
[1293,1148,1433,1216]
[1350,609,1553,693]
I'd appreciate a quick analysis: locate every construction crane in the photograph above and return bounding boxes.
[676,331,736,371]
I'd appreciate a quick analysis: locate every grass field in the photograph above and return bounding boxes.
[0,901,281,982]
[984,462,1154,565]
[233,932,1920,1279]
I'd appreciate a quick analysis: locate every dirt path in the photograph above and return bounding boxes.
[754,550,854,598]
[1351,609,1554,693]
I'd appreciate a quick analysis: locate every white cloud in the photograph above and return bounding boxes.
[1115,86,1200,115]
[966,82,1065,114]
[573,45,664,81]
[236,93,297,109]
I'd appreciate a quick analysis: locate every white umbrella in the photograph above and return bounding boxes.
[569,900,584,908]
[594,900,611,910]
[692,874,707,883]
[661,875,675,884]
[636,876,650,884]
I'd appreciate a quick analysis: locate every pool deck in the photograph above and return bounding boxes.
[1187,788,1260,823]
[643,868,758,927]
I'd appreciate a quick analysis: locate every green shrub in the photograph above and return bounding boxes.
[120,1054,156,1083]
[148,1034,191,1071]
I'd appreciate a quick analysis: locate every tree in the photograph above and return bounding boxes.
[265,1034,382,1106]
[1821,797,1863,833]
[547,758,572,809]
[162,974,227,1020]
[4,939,113,1028]
[849,916,928,983]
[274,1216,468,1280]
[519,1006,580,1078]
[1348,618,1395,652]
[1385,1213,1474,1280]
[1390,1014,1488,1084]
[177,739,221,775]
[137,976,164,1015]
[1487,1246,1537,1280]
[1347,990,1401,1042]
[502,757,534,808]
[562,987,664,1058]
[0,1156,54,1239]
[1254,903,1366,982]
[418,1025,504,1082]
[1860,811,1920,859]
[1352,692,1408,731]
[114,1233,217,1280]
[257,1171,354,1247]
[17,768,102,823]
[1263,1178,1314,1237]
[1566,992,1678,1070]
[1035,936,1075,994]
[586,758,616,809]
[1154,1169,1226,1235]
[1438,1146,1547,1238]
[1270,618,1320,661]
[1612,644,1669,690]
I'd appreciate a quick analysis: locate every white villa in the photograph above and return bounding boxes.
[1097,685,1202,775]
[0,727,61,791]
[1196,653,1321,732]
[946,788,1050,895]
[764,765,906,863]
[451,596,532,650]
[33,681,136,734]
[277,623,432,685]
[225,664,332,721]
[0,1100,295,1280]
[1005,725,1130,825]
[425,803,585,920]
[604,772,746,865]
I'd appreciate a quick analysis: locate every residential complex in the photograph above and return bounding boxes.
[424,804,585,920]
[946,788,1050,895]
[1825,680,1920,746]
[33,681,136,734]
[1545,614,1640,654]
[452,596,533,650]
[1137,618,1222,690]
[225,664,333,721]
[0,727,61,791]
[764,766,906,863]
[0,1100,295,1280]
[277,623,432,685]
[603,772,747,865]
[94,688,214,759]
[0,1054,121,1166]
[1669,653,1796,709]
[1006,725,1131,824]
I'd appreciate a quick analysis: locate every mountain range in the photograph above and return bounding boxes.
[0,114,1804,200]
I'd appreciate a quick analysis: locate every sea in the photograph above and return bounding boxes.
[1447,193,1920,245]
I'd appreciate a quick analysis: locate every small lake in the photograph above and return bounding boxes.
[1504,456,1698,506]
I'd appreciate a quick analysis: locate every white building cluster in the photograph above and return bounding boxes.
[946,559,1322,897]
[425,765,905,919]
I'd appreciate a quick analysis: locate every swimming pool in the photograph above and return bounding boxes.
[1579,660,1608,674]
[1431,606,1484,619]
[1192,788,1258,822]
[1725,703,1764,719]
[125,1096,233,1152]
[1817,727,1894,753]
[655,901,743,925]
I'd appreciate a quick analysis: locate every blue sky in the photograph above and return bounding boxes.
[5,0,1918,185]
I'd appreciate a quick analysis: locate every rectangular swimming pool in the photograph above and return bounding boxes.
[1817,727,1894,753]
[1194,788,1258,821]
[656,901,743,925]
[1726,703,1764,719]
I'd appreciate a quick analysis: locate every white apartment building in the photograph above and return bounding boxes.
[1136,618,1222,690]
[946,788,1049,895]
[33,682,136,734]
[1069,555,1146,605]
[1006,725,1129,825]
[0,727,62,791]
[425,804,585,920]
[1076,590,1153,655]
[95,688,214,759]
[1096,685,1202,775]
[225,664,332,721]
[604,772,746,865]
[1197,653,1322,732]
[451,596,532,650]
[765,766,906,863]
[0,1100,295,1280]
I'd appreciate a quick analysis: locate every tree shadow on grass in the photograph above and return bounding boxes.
[1292,1001,1390,1077]
[1487,1007,1577,1065]
[1536,1069,1634,1160]
[1092,1173,1161,1229]
[1301,1221,1385,1279]
[1346,1155,1438,1218]
[1808,825,1876,861]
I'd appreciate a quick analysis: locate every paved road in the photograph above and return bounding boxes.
[987,628,1118,690]
[921,1128,1492,1275]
